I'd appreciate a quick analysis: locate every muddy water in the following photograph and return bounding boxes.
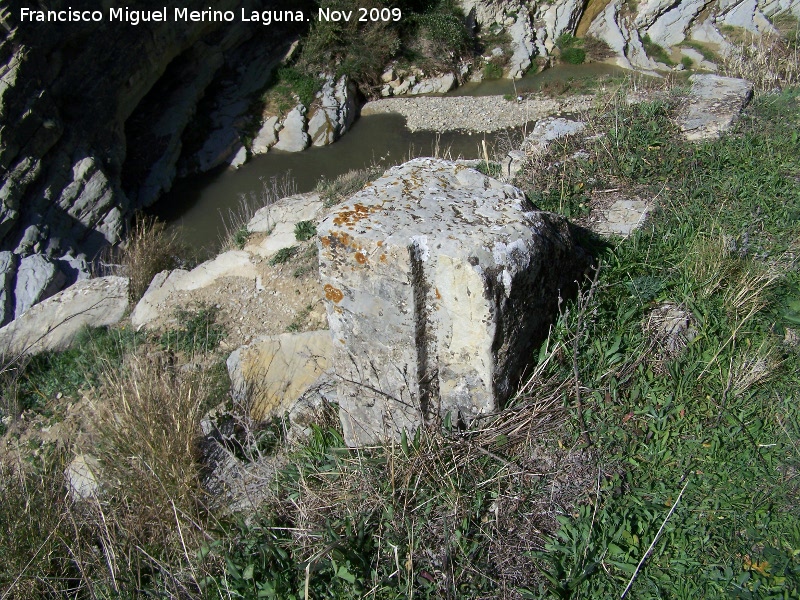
[154,113,519,253]
[155,63,631,253]
[453,62,627,97]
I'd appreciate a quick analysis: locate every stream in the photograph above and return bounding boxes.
[153,63,628,254]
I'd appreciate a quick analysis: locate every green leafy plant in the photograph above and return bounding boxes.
[294,220,317,242]
[269,246,299,265]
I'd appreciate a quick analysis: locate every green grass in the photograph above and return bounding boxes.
[5,326,139,416]
[642,34,675,66]
[3,85,799,598]
[516,88,800,597]
[158,305,225,355]
[680,40,719,63]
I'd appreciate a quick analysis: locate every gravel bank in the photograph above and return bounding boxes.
[361,94,596,133]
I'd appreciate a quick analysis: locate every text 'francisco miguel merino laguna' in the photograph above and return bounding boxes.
[19,6,404,25]
[19,7,308,26]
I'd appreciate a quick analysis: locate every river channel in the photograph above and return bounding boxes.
[153,63,627,253]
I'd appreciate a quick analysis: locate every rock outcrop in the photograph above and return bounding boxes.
[0,1,305,323]
[227,330,333,421]
[317,158,591,445]
[676,74,754,141]
[0,276,128,358]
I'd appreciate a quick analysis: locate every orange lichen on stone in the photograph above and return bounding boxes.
[324,284,344,303]
[332,202,382,227]
[355,252,367,264]
[377,240,383,247]
[435,288,441,300]
[380,254,386,262]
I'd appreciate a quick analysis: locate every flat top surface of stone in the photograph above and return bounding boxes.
[319,158,531,258]
[677,74,753,140]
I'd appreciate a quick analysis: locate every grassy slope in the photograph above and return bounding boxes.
[1,87,799,598]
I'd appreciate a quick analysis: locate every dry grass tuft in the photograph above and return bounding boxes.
[220,174,297,251]
[104,215,186,302]
[721,26,800,91]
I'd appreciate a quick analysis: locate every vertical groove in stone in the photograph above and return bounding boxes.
[409,242,438,423]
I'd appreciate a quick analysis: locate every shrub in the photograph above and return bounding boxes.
[113,215,187,302]
[483,60,504,79]
[561,46,586,64]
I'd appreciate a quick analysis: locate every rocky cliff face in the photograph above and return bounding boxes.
[454,0,798,76]
[0,0,308,323]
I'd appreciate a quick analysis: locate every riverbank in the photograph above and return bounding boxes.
[361,93,596,133]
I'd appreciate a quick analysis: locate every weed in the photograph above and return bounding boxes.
[286,304,313,332]
[158,306,225,355]
[475,159,501,177]
[107,215,187,302]
[221,174,296,251]
[641,34,675,66]
[294,220,317,242]
[269,246,299,266]
[721,27,800,91]
[317,165,384,207]
[681,55,694,69]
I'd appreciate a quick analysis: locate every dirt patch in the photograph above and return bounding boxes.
[143,241,328,350]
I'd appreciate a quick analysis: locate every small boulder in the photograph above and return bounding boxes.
[13,254,67,319]
[410,73,457,95]
[274,105,310,152]
[227,330,333,421]
[522,117,586,154]
[131,251,258,328]
[0,276,129,357]
[245,192,323,259]
[251,116,279,155]
[676,74,753,141]
[65,454,102,501]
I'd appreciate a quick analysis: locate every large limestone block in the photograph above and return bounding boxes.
[677,74,753,141]
[317,158,591,445]
[0,276,128,357]
[227,330,333,421]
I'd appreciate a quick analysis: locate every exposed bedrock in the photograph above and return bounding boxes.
[0,0,309,314]
[317,158,592,446]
